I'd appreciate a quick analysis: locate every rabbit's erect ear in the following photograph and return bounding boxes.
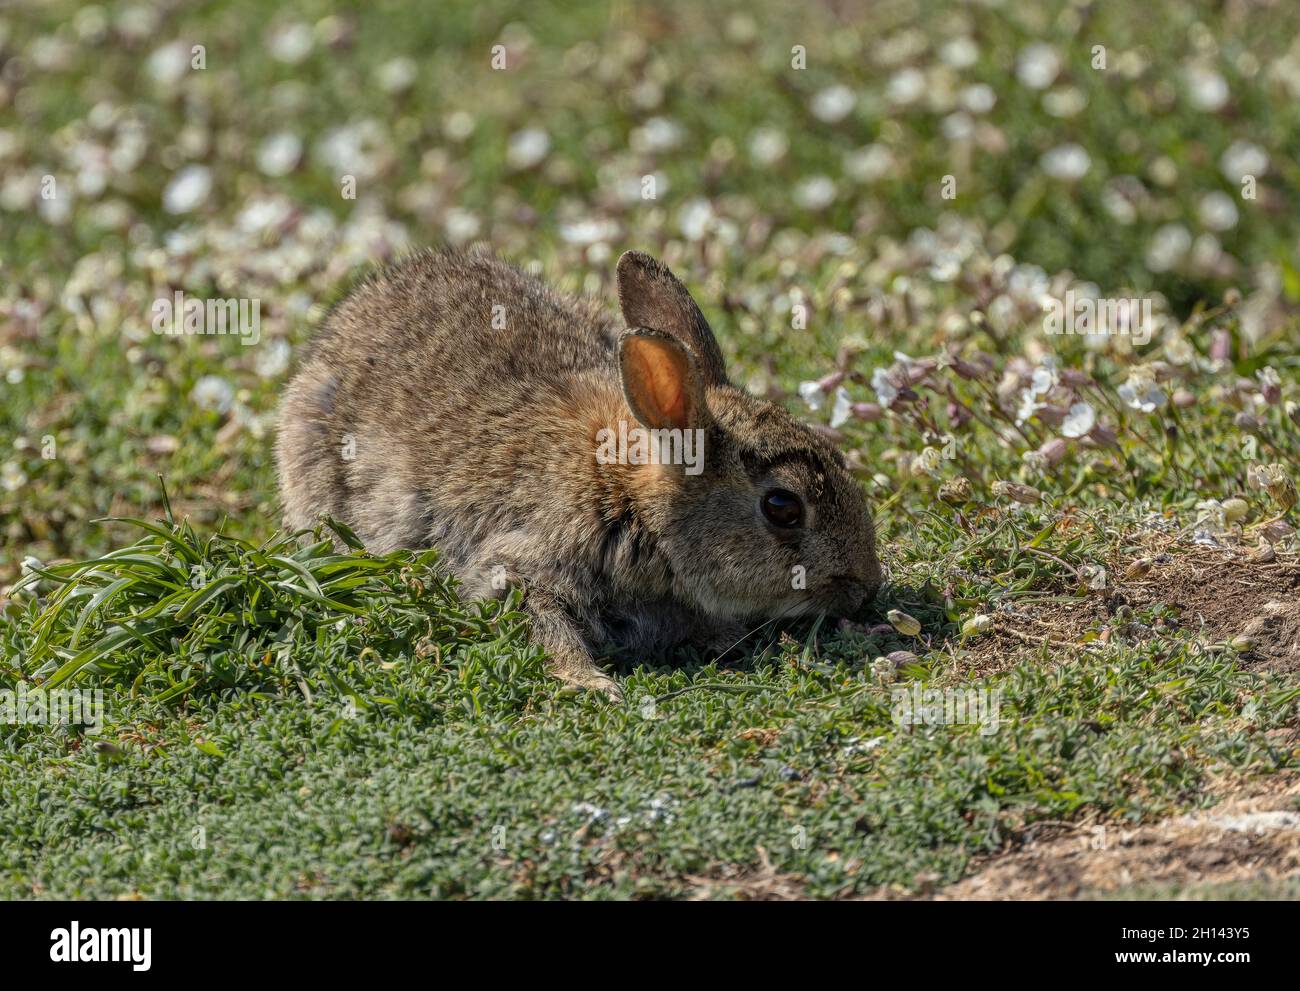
[619,329,711,432]
[616,251,728,387]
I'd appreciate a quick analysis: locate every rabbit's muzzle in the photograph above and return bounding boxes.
[829,559,883,619]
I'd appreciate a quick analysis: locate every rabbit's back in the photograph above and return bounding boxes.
[305,250,618,398]
[276,250,624,556]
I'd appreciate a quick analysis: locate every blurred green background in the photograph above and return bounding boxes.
[3,0,1299,570]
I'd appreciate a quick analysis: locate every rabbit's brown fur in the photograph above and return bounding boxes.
[277,248,882,699]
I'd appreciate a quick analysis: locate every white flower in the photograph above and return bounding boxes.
[960,84,996,114]
[1079,564,1108,591]
[830,387,853,428]
[940,37,979,69]
[799,380,826,411]
[1043,87,1087,118]
[559,217,619,246]
[929,253,960,282]
[886,68,926,105]
[632,117,683,153]
[1,461,26,492]
[1117,368,1166,413]
[748,127,788,166]
[871,367,899,406]
[912,446,943,478]
[793,176,836,210]
[191,375,234,414]
[811,85,856,122]
[1016,43,1060,90]
[1145,224,1192,273]
[1040,143,1090,180]
[256,132,302,177]
[444,110,476,141]
[1029,358,1059,397]
[1101,180,1138,224]
[1016,390,1044,426]
[1198,191,1238,231]
[267,22,313,64]
[255,339,291,379]
[1185,65,1229,111]
[146,41,190,85]
[375,57,418,94]
[162,165,211,214]
[444,207,481,244]
[1165,335,1195,366]
[677,198,715,241]
[1220,141,1268,182]
[317,120,387,180]
[1061,401,1096,438]
[843,144,894,183]
[941,113,974,142]
[506,128,550,170]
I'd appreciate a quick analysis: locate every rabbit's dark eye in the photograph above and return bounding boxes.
[761,489,803,528]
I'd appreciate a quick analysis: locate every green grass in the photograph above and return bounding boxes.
[3,490,1296,897]
[2,0,1299,897]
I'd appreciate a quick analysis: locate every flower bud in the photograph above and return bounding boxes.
[1124,558,1153,580]
[1261,520,1295,543]
[870,656,897,683]
[1260,464,1297,512]
[1222,498,1250,524]
[991,480,1042,504]
[886,609,922,637]
[818,371,847,393]
[938,476,973,505]
[1038,438,1068,466]
[885,650,919,668]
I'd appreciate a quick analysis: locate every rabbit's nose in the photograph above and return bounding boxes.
[830,577,872,617]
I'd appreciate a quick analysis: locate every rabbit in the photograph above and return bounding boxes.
[276,248,883,700]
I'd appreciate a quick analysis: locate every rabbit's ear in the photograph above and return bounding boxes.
[618,329,711,431]
[616,251,728,386]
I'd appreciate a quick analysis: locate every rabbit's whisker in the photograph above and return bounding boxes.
[712,599,810,664]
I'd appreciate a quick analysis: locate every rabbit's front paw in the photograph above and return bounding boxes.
[550,659,624,702]
[527,591,623,702]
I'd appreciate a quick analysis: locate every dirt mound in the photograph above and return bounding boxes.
[935,773,1300,900]
[963,545,1300,676]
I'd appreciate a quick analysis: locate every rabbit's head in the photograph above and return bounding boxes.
[612,251,882,623]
